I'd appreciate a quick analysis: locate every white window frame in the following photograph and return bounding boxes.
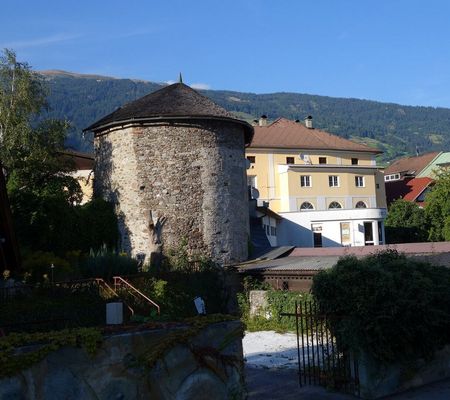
[300,175,312,187]
[355,176,365,187]
[328,175,339,187]
[328,201,342,209]
[300,202,314,211]
[384,173,400,182]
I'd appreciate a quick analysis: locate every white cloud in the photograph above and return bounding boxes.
[165,80,177,85]
[1,33,82,49]
[190,83,211,90]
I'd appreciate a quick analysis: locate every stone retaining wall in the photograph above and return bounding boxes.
[0,321,245,400]
[358,345,450,399]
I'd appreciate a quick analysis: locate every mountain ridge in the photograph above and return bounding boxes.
[36,70,450,161]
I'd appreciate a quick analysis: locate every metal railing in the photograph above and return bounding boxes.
[281,300,359,395]
[113,276,160,315]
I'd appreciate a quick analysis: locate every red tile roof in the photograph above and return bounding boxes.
[249,118,381,154]
[403,177,434,202]
[385,177,434,205]
[384,152,440,176]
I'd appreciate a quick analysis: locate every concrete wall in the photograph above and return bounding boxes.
[0,321,245,400]
[94,120,249,265]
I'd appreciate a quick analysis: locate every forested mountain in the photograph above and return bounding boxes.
[38,71,450,162]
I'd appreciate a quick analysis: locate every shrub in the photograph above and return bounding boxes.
[312,250,450,364]
[79,246,138,280]
[22,251,75,283]
[237,277,313,332]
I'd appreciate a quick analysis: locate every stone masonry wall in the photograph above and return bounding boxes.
[94,120,249,265]
[0,321,245,400]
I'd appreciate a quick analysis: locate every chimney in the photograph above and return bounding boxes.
[305,115,313,129]
[259,115,268,127]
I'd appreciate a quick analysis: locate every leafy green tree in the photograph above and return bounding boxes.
[425,170,450,241]
[385,199,428,243]
[0,49,80,201]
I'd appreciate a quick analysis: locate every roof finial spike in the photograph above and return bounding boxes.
[179,72,183,83]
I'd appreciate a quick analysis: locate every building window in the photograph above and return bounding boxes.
[384,173,400,182]
[312,224,323,248]
[376,183,380,189]
[270,226,277,236]
[286,156,294,164]
[300,175,311,187]
[247,175,257,188]
[364,222,374,245]
[300,202,314,210]
[351,158,358,165]
[355,201,367,208]
[247,156,255,164]
[355,176,365,187]
[328,201,342,209]
[328,175,339,187]
[319,157,327,164]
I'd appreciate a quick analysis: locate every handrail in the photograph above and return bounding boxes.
[113,276,160,315]
[96,278,135,316]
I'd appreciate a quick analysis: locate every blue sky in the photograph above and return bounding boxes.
[2,0,450,107]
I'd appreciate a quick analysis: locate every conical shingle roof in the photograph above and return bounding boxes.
[84,82,253,144]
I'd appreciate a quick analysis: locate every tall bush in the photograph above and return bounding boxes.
[312,251,450,363]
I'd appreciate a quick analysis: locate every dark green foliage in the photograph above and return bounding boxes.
[39,72,450,161]
[79,246,138,281]
[237,276,313,332]
[312,251,450,364]
[77,199,119,252]
[9,193,118,256]
[0,287,107,333]
[130,263,228,320]
[385,199,428,243]
[425,170,450,241]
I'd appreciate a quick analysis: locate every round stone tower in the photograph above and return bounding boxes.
[85,83,253,265]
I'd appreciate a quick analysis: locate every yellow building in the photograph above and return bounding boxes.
[246,116,387,247]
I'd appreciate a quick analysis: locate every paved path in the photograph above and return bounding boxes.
[245,366,450,399]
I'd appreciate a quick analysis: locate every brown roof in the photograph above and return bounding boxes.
[58,151,94,170]
[249,118,381,154]
[84,82,253,144]
[384,152,440,176]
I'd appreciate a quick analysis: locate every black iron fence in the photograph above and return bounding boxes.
[281,300,359,395]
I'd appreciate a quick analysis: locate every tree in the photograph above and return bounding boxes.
[384,199,428,243]
[0,49,80,201]
[0,49,84,255]
[425,169,450,241]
